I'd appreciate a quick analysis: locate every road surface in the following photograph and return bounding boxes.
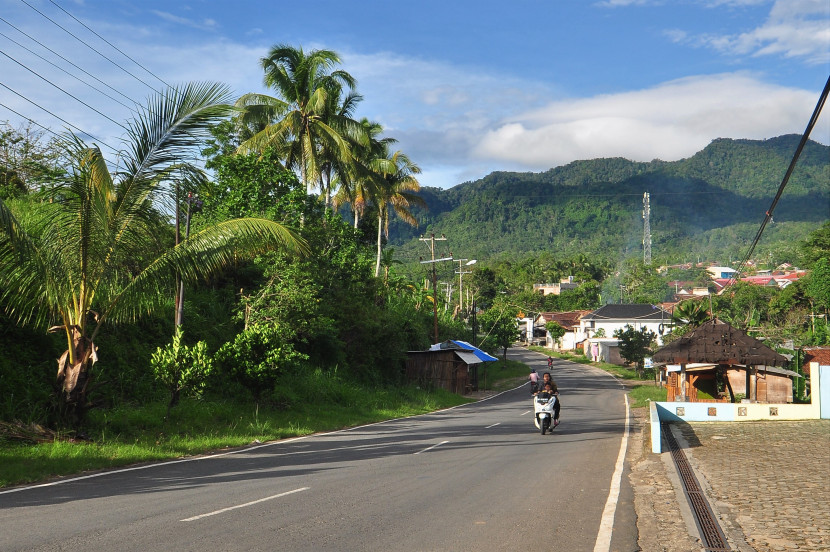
[0,348,636,551]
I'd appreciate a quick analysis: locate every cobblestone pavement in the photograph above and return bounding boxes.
[629,411,830,552]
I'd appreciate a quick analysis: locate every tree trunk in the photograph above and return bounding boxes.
[54,325,97,425]
[375,211,383,277]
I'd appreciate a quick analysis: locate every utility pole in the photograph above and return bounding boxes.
[643,191,652,266]
[419,234,451,344]
[455,259,476,316]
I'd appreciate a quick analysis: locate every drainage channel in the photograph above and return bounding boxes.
[662,422,733,552]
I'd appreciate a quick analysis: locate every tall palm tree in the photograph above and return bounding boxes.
[333,118,396,228]
[235,45,364,203]
[372,149,424,277]
[0,82,307,422]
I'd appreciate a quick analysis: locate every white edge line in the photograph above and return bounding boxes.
[2,365,523,495]
[0,435,313,496]
[180,487,309,522]
[593,393,630,552]
[414,440,449,455]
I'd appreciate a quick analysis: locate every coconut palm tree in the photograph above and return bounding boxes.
[235,45,364,203]
[0,82,307,423]
[372,149,424,277]
[333,118,396,228]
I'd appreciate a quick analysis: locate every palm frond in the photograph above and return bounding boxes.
[103,217,307,326]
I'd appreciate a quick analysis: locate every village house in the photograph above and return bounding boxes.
[579,303,672,364]
[537,310,591,351]
[532,276,579,296]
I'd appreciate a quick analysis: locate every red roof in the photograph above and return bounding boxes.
[540,310,590,330]
[803,347,830,375]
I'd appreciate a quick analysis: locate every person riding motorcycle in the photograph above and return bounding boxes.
[529,369,539,393]
[535,379,561,427]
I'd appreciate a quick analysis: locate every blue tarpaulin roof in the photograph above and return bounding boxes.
[450,340,499,362]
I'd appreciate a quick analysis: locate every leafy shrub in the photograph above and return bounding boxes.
[151,327,213,413]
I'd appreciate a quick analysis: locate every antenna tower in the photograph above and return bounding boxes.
[643,192,652,265]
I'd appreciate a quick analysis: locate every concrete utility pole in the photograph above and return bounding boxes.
[455,259,476,316]
[643,191,652,266]
[419,234,452,344]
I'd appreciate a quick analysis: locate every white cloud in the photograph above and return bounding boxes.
[474,73,828,169]
[150,10,219,31]
[676,0,830,64]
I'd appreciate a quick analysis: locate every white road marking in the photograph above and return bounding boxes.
[414,440,449,455]
[180,487,309,522]
[520,410,531,416]
[485,423,500,429]
[593,394,630,552]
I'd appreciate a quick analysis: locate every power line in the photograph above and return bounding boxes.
[0,82,118,153]
[19,0,161,94]
[0,29,136,111]
[0,49,128,130]
[47,0,171,90]
[0,101,65,141]
[725,74,830,293]
[0,15,139,105]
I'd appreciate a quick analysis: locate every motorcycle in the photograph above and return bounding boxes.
[529,380,539,394]
[533,392,558,435]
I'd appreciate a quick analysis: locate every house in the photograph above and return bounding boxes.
[405,340,498,394]
[802,347,830,377]
[707,266,737,280]
[652,319,798,403]
[579,304,672,365]
[533,276,579,296]
[537,310,591,350]
[579,304,672,345]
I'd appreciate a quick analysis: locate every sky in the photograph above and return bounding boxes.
[1,0,828,189]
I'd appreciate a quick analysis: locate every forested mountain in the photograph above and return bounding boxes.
[388,135,829,266]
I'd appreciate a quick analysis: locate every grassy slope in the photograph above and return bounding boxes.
[0,361,529,489]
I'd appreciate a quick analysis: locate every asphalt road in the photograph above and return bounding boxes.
[0,349,636,552]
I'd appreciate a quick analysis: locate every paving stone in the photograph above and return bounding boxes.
[632,416,830,552]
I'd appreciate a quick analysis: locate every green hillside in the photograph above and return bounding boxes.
[388,135,829,267]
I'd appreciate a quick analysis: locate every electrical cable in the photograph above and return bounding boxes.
[0,101,65,140]
[724,74,830,293]
[19,0,161,94]
[0,15,139,105]
[0,82,118,153]
[0,49,128,130]
[47,0,171,90]
[0,29,136,111]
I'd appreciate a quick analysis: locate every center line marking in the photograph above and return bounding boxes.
[485,423,500,429]
[180,487,309,521]
[521,410,531,416]
[414,440,449,455]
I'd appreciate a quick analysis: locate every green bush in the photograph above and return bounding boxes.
[151,327,213,413]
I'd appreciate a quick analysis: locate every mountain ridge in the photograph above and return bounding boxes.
[386,135,829,265]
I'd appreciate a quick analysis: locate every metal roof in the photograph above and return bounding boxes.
[581,303,670,321]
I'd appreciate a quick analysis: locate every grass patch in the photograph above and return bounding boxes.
[628,385,667,408]
[0,376,471,488]
[478,358,529,391]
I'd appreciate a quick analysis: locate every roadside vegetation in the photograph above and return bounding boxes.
[0,373,471,487]
[0,43,827,490]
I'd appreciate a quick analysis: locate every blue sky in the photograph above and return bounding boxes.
[1,0,828,189]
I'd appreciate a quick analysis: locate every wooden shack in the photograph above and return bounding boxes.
[406,341,493,393]
[653,319,797,403]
